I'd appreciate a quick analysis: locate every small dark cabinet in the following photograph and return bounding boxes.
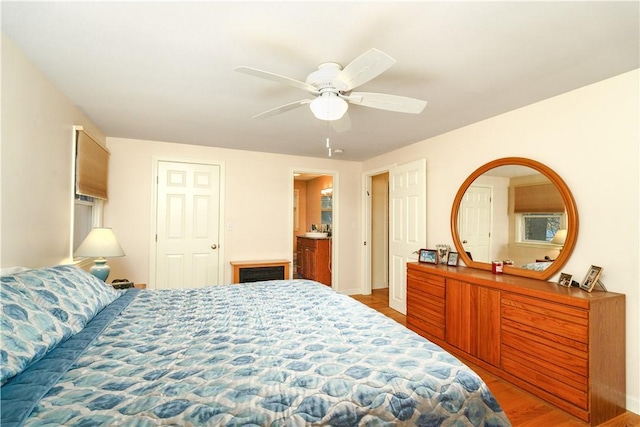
[239,266,284,283]
[230,260,290,284]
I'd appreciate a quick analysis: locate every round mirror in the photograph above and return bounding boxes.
[450,157,578,280]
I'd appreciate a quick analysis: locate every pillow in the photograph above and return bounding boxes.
[0,266,31,276]
[0,280,73,385]
[2,265,121,334]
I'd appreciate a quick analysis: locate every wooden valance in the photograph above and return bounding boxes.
[76,129,109,200]
[514,183,564,213]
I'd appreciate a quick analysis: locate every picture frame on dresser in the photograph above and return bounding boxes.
[579,265,603,292]
[557,272,572,287]
[447,252,459,266]
[418,249,438,264]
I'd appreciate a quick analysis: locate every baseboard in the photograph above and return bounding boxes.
[626,396,639,418]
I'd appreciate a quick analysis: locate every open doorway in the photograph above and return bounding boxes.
[363,160,426,314]
[292,171,336,287]
[370,172,389,291]
[363,166,392,297]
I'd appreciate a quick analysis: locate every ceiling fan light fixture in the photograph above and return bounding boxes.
[310,93,348,121]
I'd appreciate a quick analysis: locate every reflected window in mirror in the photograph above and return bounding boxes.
[518,213,564,244]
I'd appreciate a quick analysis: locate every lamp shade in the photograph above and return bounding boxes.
[74,228,125,282]
[74,227,125,258]
[309,93,348,121]
[551,229,567,245]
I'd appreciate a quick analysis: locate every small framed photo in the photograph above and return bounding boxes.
[447,252,459,266]
[579,265,603,292]
[419,249,438,264]
[557,273,572,287]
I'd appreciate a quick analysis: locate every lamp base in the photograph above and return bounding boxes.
[89,258,111,282]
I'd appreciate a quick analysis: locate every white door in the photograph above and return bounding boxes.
[155,161,221,289]
[389,159,426,314]
[458,185,492,263]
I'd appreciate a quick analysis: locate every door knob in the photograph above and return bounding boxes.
[211,244,218,250]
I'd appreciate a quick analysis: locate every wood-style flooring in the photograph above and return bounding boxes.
[350,288,639,427]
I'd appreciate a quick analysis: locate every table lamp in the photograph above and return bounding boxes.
[74,227,125,281]
[551,229,567,253]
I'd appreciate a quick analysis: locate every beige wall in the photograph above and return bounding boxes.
[103,138,363,294]
[1,35,106,267]
[363,69,640,412]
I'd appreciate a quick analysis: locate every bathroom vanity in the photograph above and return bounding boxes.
[296,236,331,286]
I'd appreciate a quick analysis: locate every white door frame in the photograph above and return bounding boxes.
[361,164,396,295]
[149,156,226,288]
[289,167,339,289]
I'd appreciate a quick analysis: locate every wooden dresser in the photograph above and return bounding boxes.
[406,262,626,425]
[296,237,331,286]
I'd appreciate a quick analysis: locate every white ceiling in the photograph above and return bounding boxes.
[2,1,638,161]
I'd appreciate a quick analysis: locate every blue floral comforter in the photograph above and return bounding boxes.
[4,279,510,426]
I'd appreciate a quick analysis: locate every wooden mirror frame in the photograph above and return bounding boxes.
[450,157,579,281]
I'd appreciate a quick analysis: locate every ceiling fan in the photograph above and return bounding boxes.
[234,48,427,123]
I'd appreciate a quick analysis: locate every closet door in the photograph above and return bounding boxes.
[446,279,500,367]
[155,161,221,289]
[477,286,501,367]
[445,279,475,354]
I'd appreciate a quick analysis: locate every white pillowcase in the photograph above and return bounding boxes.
[0,266,31,276]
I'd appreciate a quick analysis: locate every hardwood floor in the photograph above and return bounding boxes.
[351,288,640,427]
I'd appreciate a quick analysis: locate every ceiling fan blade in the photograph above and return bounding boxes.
[334,48,396,91]
[331,112,351,133]
[234,66,319,94]
[252,99,312,119]
[348,92,427,114]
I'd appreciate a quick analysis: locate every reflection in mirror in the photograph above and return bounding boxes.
[320,187,333,230]
[451,158,578,281]
[458,166,565,268]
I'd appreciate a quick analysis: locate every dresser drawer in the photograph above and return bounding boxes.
[407,268,445,286]
[501,322,588,376]
[502,354,589,410]
[501,293,588,343]
[407,296,445,340]
[501,293,589,410]
[407,313,445,341]
[407,268,445,340]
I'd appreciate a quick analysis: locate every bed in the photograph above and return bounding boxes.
[1,265,511,426]
[520,261,553,271]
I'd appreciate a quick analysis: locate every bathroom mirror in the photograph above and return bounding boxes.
[450,157,578,281]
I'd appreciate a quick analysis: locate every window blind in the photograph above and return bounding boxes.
[513,183,564,213]
[76,130,109,200]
